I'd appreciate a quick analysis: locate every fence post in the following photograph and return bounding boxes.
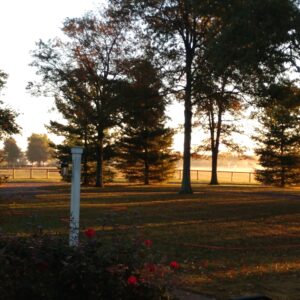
[197,170,199,181]
[46,169,49,179]
[69,147,83,247]
[249,172,251,183]
[12,168,15,179]
[30,168,33,179]
[231,172,233,182]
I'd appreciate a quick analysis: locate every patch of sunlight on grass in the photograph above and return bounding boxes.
[211,261,300,280]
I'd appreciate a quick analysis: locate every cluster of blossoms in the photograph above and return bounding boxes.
[84,228,180,288]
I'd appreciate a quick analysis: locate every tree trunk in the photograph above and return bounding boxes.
[210,148,219,185]
[82,132,89,185]
[280,167,285,187]
[210,108,222,185]
[95,133,104,187]
[144,147,150,185]
[179,54,193,194]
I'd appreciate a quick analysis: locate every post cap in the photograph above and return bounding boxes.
[71,147,83,155]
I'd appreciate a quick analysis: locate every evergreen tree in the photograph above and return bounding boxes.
[117,58,178,184]
[3,137,22,166]
[254,82,300,187]
[110,0,300,193]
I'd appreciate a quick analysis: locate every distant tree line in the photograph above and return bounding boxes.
[0,133,53,167]
[25,0,300,188]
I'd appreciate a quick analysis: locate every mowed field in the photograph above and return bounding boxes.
[0,167,258,184]
[1,182,300,299]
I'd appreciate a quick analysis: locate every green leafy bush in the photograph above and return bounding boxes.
[0,232,178,300]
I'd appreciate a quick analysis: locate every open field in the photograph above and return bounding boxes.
[0,182,300,299]
[0,167,258,184]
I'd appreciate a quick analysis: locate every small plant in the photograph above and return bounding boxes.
[0,231,179,299]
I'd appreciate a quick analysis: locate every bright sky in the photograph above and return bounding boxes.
[0,0,104,150]
[0,0,255,155]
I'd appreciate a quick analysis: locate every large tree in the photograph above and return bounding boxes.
[116,58,178,184]
[254,82,300,187]
[110,0,300,193]
[27,133,52,166]
[0,70,20,140]
[3,137,22,166]
[30,12,128,186]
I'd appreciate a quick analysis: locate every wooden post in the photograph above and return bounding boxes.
[46,169,49,179]
[30,168,33,179]
[69,147,83,247]
[12,168,15,179]
[231,172,233,182]
[197,170,199,181]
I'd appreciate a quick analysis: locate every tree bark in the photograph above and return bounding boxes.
[179,54,193,194]
[82,130,89,185]
[95,132,104,187]
[210,148,219,185]
[144,147,150,185]
[210,108,222,185]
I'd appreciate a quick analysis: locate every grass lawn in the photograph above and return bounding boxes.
[1,182,300,299]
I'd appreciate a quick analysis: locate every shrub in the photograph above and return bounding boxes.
[0,233,178,300]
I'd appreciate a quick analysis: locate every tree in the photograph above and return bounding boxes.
[3,138,22,166]
[254,82,300,187]
[26,134,52,166]
[30,12,128,187]
[110,0,300,193]
[116,58,178,184]
[193,58,247,185]
[0,70,20,140]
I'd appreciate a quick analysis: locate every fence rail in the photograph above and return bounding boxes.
[0,168,61,179]
[173,169,258,184]
[0,167,258,184]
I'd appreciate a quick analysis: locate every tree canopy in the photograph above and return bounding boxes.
[254,81,300,187]
[0,70,20,140]
[26,133,52,166]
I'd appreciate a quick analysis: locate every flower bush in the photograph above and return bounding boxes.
[0,231,178,300]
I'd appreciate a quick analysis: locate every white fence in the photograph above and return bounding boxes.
[173,169,258,184]
[0,167,61,179]
[0,167,258,184]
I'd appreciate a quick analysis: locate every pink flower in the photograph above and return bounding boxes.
[170,261,180,269]
[127,275,138,285]
[84,228,96,238]
[144,239,153,247]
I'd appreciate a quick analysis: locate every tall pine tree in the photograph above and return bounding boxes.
[254,82,300,187]
[117,58,178,184]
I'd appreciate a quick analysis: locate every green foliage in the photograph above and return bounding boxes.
[0,70,20,140]
[27,133,53,166]
[0,233,176,300]
[254,82,300,187]
[110,0,300,193]
[29,13,128,186]
[117,58,178,184]
[3,137,22,166]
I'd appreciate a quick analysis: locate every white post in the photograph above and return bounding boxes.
[69,147,83,247]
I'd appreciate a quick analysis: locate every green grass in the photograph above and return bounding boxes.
[1,183,300,299]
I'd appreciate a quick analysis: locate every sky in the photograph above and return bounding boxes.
[0,0,103,150]
[0,0,255,155]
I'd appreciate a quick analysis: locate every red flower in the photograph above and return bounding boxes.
[127,275,138,285]
[84,228,96,238]
[144,239,153,247]
[170,261,180,269]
